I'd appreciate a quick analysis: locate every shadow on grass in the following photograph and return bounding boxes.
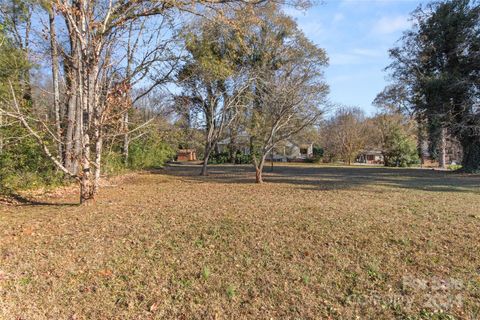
[3,192,79,207]
[160,164,480,194]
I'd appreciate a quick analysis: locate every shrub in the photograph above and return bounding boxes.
[207,150,252,164]
[208,152,230,164]
[128,134,175,170]
[0,129,63,193]
[383,127,420,167]
[102,151,126,176]
[306,146,324,163]
[103,129,175,175]
[235,151,252,164]
[448,164,462,171]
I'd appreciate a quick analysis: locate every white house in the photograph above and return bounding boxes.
[217,134,314,162]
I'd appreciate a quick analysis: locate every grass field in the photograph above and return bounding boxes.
[1,164,479,319]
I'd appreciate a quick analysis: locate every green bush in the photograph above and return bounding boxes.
[383,127,420,167]
[103,134,174,175]
[305,146,323,163]
[208,151,230,164]
[127,134,175,170]
[102,151,127,176]
[207,150,252,164]
[0,129,63,193]
[235,152,252,164]
[448,164,462,171]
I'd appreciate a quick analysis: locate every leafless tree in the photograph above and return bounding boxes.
[179,70,251,175]
[249,68,326,183]
[321,107,368,165]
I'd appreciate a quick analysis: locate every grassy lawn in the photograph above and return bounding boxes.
[1,164,479,319]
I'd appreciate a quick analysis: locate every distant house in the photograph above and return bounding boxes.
[217,134,314,162]
[177,149,197,161]
[270,141,314,162]
[357,150,384,164]
[217,133,251,156]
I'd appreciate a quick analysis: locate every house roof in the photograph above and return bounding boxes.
[360,149,383,156]
[218,133,313,148]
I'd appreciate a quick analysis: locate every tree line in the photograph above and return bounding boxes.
[0,0,479,204]
[0,0,328,203]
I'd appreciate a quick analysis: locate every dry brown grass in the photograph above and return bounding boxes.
[0,164,479,319]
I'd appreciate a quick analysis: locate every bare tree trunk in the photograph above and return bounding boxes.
[80,142,94,204]
[201,143,213,176]
[123,112,129,166]
[75,37,94,204]
[123,22,135,166]
[49,8,62,161]
[64,78,77,172]
[461,135,480,173]
[63,24,78,172]
[73,36,84,176]
[79,72,94,203]
[230,146,237,164]
[93,125,103,194]
[20,10,33,104]
[81,55,102,202]
[270,150,274,172]
[228,131,238,164]
[254,154,267,183]
[0,113,3,155]
[73,99,82,175]
[439,127,447,169]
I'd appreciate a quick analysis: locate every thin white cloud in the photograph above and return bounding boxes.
[329,53,360,66]
[333,13,345,23]
[329,74,357,84]
[373,15,411,35]
[352,48,383,58]
[329,48,385,66]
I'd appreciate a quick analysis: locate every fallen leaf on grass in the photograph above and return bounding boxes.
[98,269,113,277]
[0,270,8,280]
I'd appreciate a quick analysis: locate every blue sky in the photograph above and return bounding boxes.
[286,0,426,115]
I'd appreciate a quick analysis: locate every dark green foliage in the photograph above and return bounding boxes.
[310,146,324,163]
[313,146,324,157]
[234,152,251,164]
[427,116,443,161]
[207,150,251,164]
[388,0,480,172]
[383,127,420,167]
[208,152,230,165]
[460,136,480,173]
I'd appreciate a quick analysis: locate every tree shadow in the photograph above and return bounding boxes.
[2,193,80,207]
[160,164,480,194]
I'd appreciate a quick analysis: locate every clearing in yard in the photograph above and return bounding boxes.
[0,164,479,319]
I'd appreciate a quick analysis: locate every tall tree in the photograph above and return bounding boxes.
[178,15,250,176]
[243,4,328,183]
[388,0,480,172]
